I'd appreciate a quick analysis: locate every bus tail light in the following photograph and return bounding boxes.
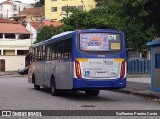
[75,59,82,78]
[120,60,125,78]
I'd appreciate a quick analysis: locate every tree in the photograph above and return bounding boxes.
[34,25,62,43]
[146,0,160,37]
[34,0,44,7]
[61,0,155,51]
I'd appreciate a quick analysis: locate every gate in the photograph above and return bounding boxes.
[0,59,5,71]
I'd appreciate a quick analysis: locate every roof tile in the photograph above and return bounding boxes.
[0,23,30,34]
[18,7,44,17]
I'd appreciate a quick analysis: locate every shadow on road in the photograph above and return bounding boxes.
[30,87,117,102]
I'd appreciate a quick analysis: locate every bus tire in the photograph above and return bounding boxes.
[85,89,100,96]
[51,76,59,96]
[33,75,40,90]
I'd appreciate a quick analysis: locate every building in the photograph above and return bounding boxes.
[0,23,31,71]
[26,21,63,42]
[127,48,150,60]
[0,0,33,19]
[14,7,44,25]
[45,0,96,21]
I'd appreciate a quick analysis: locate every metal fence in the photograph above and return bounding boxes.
[127,59,150,74]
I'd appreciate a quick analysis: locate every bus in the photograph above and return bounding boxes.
[28,29,126,96]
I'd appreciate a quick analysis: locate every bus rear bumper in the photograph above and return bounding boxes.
[73,78,126,89]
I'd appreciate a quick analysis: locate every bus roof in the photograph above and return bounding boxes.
[30,29,123,48]
[31,31,74,48]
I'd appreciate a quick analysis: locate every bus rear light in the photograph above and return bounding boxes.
[120,60,125,78]
[75,59,82,78]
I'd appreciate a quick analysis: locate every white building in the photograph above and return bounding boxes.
[0,23,31,71]
[0,0,33,18]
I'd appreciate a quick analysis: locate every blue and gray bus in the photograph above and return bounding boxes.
[28,29,126,96]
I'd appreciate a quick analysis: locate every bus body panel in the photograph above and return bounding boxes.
[56,60,73,89]
[29,60,73,89]
[73,78,126,89]
[75,58,125,79]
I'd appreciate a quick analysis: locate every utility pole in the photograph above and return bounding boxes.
[81,0,86,11]
[66,5,69,18]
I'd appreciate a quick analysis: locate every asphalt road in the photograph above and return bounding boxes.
[0,76,159,119]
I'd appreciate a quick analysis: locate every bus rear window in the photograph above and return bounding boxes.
[80,33,121,51]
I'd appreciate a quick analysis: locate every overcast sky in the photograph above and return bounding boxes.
[0,0,39,4]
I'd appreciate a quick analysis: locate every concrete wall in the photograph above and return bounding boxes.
[0,38,32,46]
[26,23,37,43]
[0,56,25,71]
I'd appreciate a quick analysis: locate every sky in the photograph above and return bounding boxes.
[0,0,39,4]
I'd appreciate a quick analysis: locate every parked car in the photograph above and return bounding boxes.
[17,67,28,75]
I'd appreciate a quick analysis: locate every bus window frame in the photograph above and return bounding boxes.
[30,36,72,62]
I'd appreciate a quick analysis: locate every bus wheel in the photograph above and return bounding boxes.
[33,76,40,90]
[51,77,59,96]
[85,89,100,96]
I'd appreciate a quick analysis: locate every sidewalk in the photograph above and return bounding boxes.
[0,71,24,77]
[114,76,160,99]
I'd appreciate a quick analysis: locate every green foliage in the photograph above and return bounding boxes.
[34,0,44,7]
[34,25,62,43]
[61,0,155,51]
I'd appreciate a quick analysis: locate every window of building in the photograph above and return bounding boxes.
[13,5,17,11]
[78,5,83,10]
[0,50,1,55]
[19,34,30,39]
[0,6,3,11]
[155,54,160,69]
[51,7,57,12]
[4,50,15,55]
[5,34,15,39]
[0,33,2,38]
[17,50,29,55]
[62,6,67,11]
[69,6,76,9]
[0,14,2,18]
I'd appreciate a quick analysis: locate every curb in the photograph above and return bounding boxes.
[112,89,160,100]
[126,75,150,78]
[0,75,27,78]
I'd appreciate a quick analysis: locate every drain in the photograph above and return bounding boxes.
[78,105,95,107]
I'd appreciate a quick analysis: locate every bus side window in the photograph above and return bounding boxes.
[56,41,62,59]
[52,43,56,60]
[62,38,72,59]
[68,38,72,59]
